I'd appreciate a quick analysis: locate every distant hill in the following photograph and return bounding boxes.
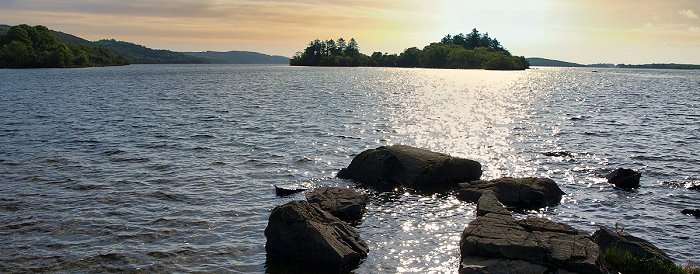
[183,51,289,64]
[0,24,10,34]
[94,39,207,64]
[526,57,585,67]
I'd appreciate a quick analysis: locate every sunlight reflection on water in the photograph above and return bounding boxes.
[0,66,698,273]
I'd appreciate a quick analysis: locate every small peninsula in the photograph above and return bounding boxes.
[290,29,529,70]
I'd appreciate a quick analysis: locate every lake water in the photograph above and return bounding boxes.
[1,65,698,273]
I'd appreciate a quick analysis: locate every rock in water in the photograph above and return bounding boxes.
[681,209,700,217]
[337,145,482,190]
[457,177,565,210]
[274,184,307,196]
[605,168,641,189]
[475,190,510,217]
[265,201,368,272]
[459,193,604,274]
[592,226,674,265]
[306,187,369,223]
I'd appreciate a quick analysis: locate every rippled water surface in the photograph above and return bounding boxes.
[1,65,698,273]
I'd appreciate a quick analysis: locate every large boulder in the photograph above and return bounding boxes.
[592,226,673,265]
[265,201,368,272]
[305,187,369,223]
[457,177,565,210]
[605,168,641,189]
[459,193,604,274]
[337,145,482,190]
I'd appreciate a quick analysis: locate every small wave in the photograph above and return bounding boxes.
[191,134,215,139]
[109,157,151,163]
[103,149,125,156]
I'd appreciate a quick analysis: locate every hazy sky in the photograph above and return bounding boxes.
[1,0,699,64]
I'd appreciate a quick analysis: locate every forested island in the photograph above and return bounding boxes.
[0,25,128,68]
[290,29,529,70]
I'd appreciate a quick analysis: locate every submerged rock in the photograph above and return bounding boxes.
[681,209,700,217]
[274,184,307,196]
[459,192,604,274]
[457,177,564,210]
[592,226,673,265]
[337,145,482,190]
[605,168,641,189]
[265,201,368,272]
[542,151,573,157]
[305,187,369,223]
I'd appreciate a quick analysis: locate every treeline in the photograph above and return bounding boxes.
[290,28,529,70]
[616,63,700,70]
[0,25,128,68]
[94,39,207,64]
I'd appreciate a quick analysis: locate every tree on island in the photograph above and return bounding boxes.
[290,28,528,70]
[0,24,128,68]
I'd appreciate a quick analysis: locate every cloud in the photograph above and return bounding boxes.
[679,9,699,19]
[690,27,700,32]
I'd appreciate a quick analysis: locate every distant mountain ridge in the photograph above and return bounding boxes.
[0,24,289,65]
[526,57,585,67]
[183,51,289,64]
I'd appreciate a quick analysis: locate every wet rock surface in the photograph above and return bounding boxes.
[265,200,368,272]
[337,145,482,190]
[457,177,565,210]
[305,187,369,223]
[459,193,604,274]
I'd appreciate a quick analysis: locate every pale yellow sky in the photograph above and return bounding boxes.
[1,0,699,64]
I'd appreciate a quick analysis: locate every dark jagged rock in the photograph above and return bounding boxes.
[605,168,641,189]
[475,190,509,217]
[305,187,369,223]
[688,184,700,191]
[265,201,368,272]
[457,177,565,210]
[681,209,700,217]
[459,194,604,274]
[337,145,481,190]
[274,184,307,196]
[592,226,673,265]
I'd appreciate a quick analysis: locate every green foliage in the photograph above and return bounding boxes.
[0,24,127,68]
[290,37,370,66]
[291,29,529,70]
[603,247,687,274]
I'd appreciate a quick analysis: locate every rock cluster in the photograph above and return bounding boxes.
[457,177,565,210]
[459,191,604,274]
[337,145,482,190]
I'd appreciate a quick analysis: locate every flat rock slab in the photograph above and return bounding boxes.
[460,194,604,274]
[306,187,369,223]
[457,177,565,210]
[265,200,368,272]
[337,145,482,190]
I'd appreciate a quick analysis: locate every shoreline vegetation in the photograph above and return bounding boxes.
[0,24,288,68]
[290,28,530,70]
[0,25,128,68]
